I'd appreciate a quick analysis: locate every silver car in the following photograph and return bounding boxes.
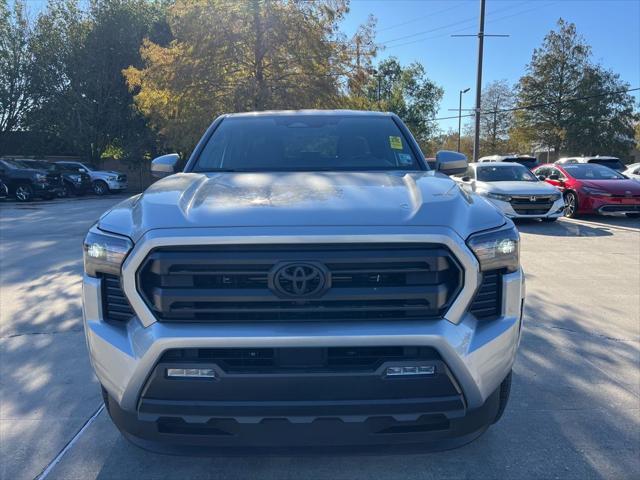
[622,162,640,181]
[457,162,565,221]
[82,110,525,452]
[55,161,128,195]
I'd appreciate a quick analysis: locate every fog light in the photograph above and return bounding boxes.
[386,365,435,377]
[167,368,216,379]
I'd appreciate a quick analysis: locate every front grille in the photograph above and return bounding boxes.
[138,244,463,322]
[509,195,554,215]
[600,204,640,212]
[469,270,502,319]
[159,346,441,373]
[102,274,135,322]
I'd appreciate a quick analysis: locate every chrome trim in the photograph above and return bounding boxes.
[120,227,481,328]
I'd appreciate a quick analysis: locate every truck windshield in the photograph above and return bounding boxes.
[193,115,423,172]
[476,165,538,182]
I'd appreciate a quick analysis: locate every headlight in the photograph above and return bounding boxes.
[69,174,81,182]
[485,192,512,202]
[467,224,520,273]
[83,227,132,277]
[550,193,562,201]
[581,186,612,197]
[34,173,47,182]
[107,176,117,181]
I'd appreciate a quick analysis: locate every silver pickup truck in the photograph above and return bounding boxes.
[82,110,525,453]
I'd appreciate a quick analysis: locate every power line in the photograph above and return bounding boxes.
[432,86,640,122]
[376,3,465,33]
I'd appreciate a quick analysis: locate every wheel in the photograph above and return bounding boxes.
[93,180,108,196]
[542,217,558,222]
[626,213,640,218]
[14,184,33,202]
[58,185,69,198]
[563,191,579,218]
[492,371,512,424]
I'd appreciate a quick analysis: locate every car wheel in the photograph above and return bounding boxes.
[93,180,108,196]
[542,217,558,222]
[14,184,33,202]
[58,185,69,198]
[492,370,512,424]
[564,192,578,218]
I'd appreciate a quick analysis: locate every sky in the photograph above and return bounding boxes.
[341,0,640,131]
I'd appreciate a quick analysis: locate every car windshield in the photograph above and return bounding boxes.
[564,164,626,179]
[476,165,538,182]
[193,115,423,172]
[588,159,624,171]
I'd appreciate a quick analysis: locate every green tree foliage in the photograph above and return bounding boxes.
[27,0,167,163]
[513,18,637,157]
[125,0,373,153]
[359,57,443,149]
[0,0,33,132]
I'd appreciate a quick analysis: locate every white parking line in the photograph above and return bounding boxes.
[34,404,105,480]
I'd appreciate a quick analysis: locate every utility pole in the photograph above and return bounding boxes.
[458,88,470,152]
[452,0,508,162]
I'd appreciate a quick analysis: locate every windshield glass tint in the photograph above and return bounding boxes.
[193,115,422,172]
[589,159,624,170]
[476,165,537,182]
[564,164,626,179]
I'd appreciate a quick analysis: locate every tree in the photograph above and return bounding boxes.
[513,19,590,155]
[125,0,368,153]
[479,80,514,154]
[0,0,32,132]
[359,57,443,149]
[513,18,637,158]
[27,0,167,163]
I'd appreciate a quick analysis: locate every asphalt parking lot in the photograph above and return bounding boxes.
[1,196,638,480]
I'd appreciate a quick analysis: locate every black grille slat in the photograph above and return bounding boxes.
[138,244,462,323]
[469,271,502,319]
[102,274,135,323]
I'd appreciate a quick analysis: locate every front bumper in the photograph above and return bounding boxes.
[82,228,525,448]
[105,179,128,191]
[580,194,640,215]
[486,197,565,219]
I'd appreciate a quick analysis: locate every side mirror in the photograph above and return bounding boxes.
[78,168,86,172]
[460,176,471,182]
[537,175,546,181]
[151,153,180,178]
[548,174,560,181]
[435,150,468,176]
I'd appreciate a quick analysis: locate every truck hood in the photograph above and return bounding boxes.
[99,172,505,241]
[478,181,559,195]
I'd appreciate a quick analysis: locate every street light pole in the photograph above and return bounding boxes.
[472,0,486,162]
[458,88,470,152]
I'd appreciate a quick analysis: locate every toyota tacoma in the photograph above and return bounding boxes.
[82,110,525,453]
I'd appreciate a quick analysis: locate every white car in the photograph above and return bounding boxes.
[622,163,640,181]
[457,162,565,221]
[555,156,625,172]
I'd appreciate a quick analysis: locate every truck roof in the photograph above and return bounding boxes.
[226,109,394,118]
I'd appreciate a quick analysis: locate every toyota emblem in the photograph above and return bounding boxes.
[270,262,329,297]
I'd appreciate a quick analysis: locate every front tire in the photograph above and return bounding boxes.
[14,184,33,202]
[492,371,512,424]
[564,192,579,218]
[93,180,108,196]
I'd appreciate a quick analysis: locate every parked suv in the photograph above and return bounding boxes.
[55,161,127,195]
[83,110,525,452]
[0,158,62,201]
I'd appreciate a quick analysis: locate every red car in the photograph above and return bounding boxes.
[533,163,640,218]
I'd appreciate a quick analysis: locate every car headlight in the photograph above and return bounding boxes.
[550,193,562,201]
[69,174,81,182]
[581,186,612,197]
[83,227,132,277]
[467,224,520,273]
[107,176,118,181]
[485,192,512,202]
[34,173,47,182]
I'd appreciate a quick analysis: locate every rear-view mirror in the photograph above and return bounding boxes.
[435,151,468,176]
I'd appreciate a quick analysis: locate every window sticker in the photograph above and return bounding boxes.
[389,136,403,150]
[397,153,413,166]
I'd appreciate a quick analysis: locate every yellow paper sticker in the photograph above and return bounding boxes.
[389,136,403,150]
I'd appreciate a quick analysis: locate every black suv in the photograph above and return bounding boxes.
[0,159,62,201]
[23,160,92,196]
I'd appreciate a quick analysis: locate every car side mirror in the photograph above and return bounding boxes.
[78,168,86,172]
[537,175,546,181]
[151,153,181,178]
[435,151,468,176]
[460,176,471,182]
[548,174,560,181]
